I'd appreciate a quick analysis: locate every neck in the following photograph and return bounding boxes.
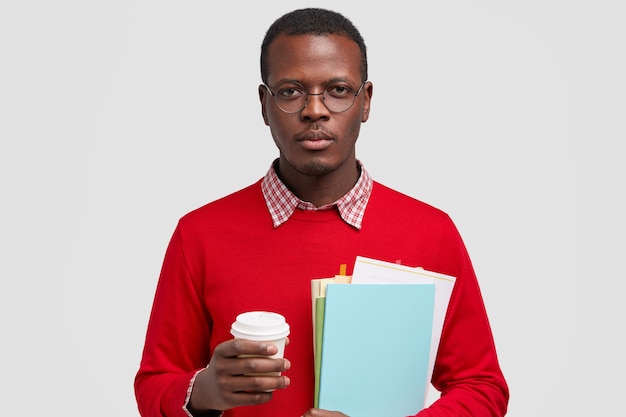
[275,158,360,207]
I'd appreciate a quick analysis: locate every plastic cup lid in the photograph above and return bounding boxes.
[230,311,290,340]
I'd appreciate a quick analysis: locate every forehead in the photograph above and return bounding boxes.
[266,34,362,85]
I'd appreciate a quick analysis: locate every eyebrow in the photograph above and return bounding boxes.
[273,77,357,87]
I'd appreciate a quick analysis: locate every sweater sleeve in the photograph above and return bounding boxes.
[134,225,213,417]
[416,218,509,417]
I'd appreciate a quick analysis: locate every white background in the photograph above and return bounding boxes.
[1,1,624,415]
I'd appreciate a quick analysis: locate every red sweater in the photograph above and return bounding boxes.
[135,180,508,417]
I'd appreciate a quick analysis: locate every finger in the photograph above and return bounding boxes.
[231,356,291,377]
[226,389,274,405]
[220,374,290,404]
[232,374,290,393]
[215,338,279,358]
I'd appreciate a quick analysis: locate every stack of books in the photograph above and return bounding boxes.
[311,256,456,417]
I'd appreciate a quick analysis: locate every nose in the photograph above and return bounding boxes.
[300,92,330,120]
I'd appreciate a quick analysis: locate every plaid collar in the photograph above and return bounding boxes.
[261,159,373,229]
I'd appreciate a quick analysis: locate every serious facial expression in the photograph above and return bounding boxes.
[259,34,372,178]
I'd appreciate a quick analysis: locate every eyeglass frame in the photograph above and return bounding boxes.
[261,81,367,114]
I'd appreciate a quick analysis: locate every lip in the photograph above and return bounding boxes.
[297,130,334,151]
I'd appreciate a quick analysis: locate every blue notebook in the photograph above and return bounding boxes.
[317,283,435,417]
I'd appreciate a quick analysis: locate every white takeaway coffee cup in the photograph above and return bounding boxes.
[230,311,290,376]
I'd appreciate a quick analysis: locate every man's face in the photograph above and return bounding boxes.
[260,34,372,179]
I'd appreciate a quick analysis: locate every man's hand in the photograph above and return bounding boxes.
[301,409,349,417]
[188,338,291,412]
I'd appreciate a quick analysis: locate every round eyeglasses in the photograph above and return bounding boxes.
[262,81,366,114]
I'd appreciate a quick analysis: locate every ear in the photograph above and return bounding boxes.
[361,81,373,123]
[259,84,269,126]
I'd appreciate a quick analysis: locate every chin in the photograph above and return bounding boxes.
[293,159,337,177]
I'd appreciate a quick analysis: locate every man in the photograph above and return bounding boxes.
[135,8,509,417]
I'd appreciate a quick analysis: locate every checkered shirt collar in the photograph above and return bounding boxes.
[261,159,373,229]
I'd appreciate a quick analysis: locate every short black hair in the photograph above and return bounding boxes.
[260,8,368,84]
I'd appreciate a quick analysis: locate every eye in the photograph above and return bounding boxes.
[277,86,305,99]
[326,85,354,98]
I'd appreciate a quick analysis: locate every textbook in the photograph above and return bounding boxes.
[311,257,456,416]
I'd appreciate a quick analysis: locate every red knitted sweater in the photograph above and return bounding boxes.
[135,180,508,417]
